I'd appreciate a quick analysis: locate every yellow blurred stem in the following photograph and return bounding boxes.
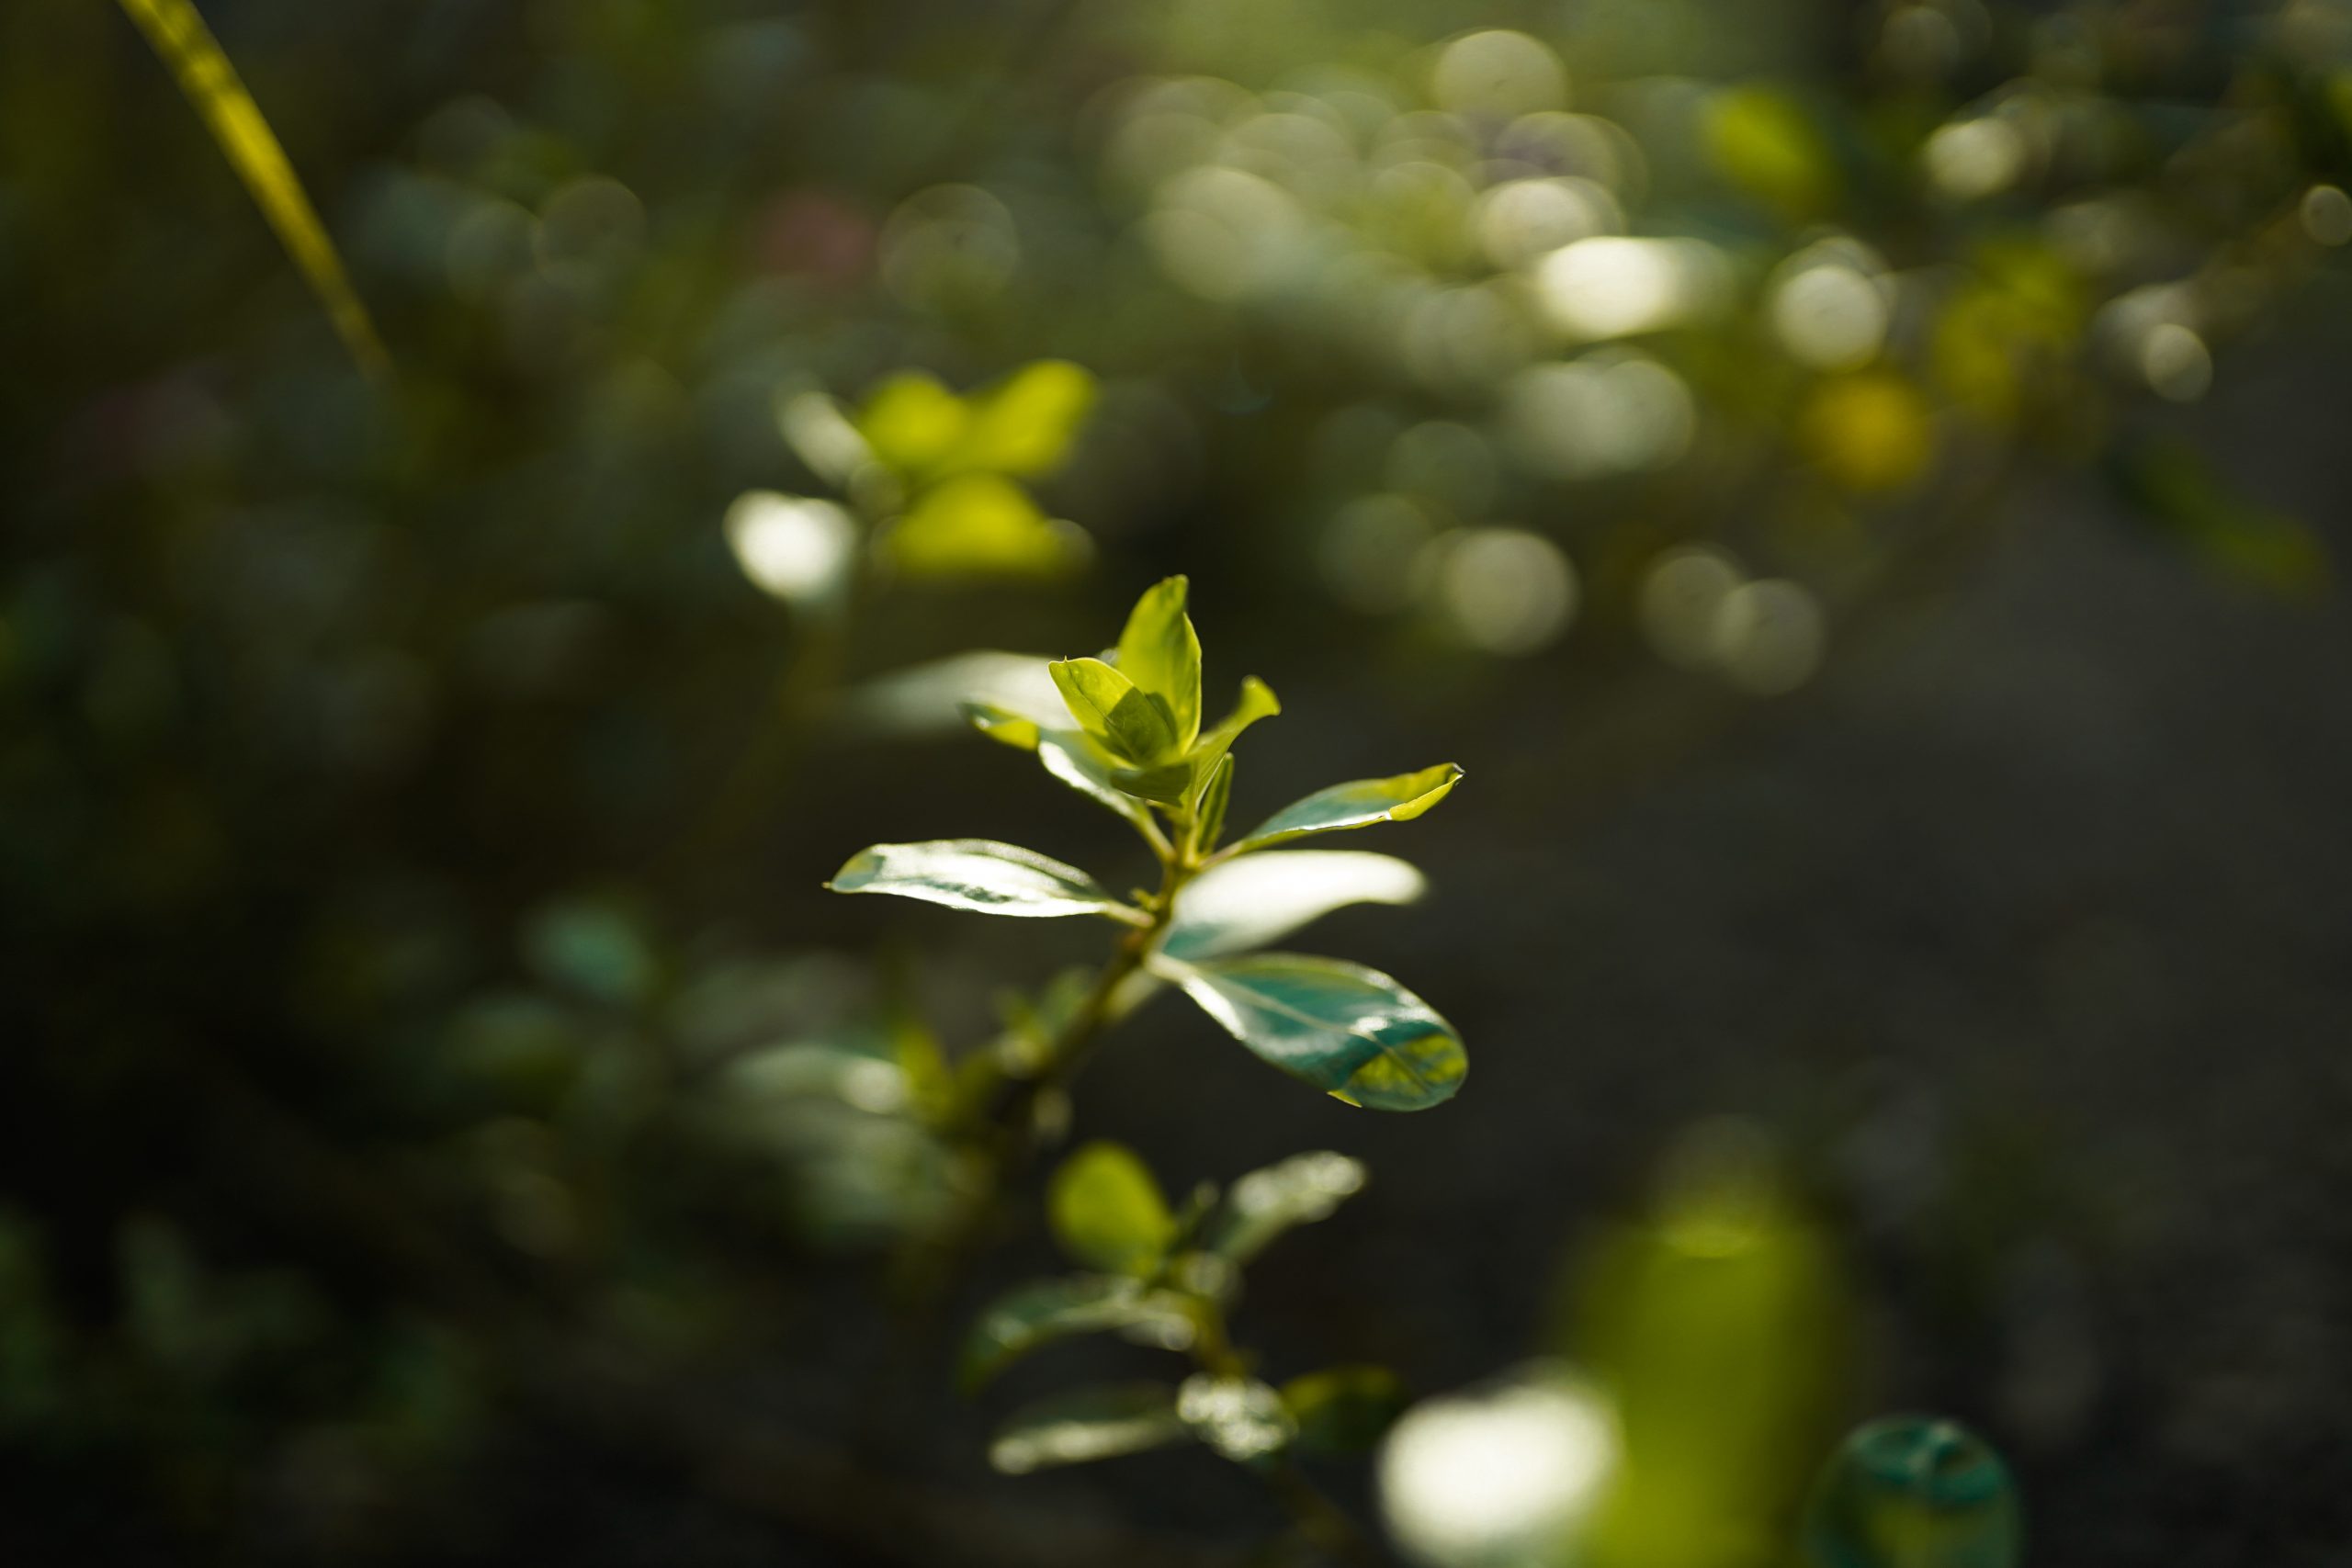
[116,0,389,378]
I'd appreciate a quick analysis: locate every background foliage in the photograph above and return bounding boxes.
[5,0,2351,1562]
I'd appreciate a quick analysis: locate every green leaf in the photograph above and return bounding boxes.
[989,1383,1191,1474]
[956,360,1099,479]
[1049,657,1181,766]
[886,475,1087,579]
[1190,753,1235,858]
[840,651,1063,741]
[1189,677,1282,791]
[964,701,1043,751]
[1803,1417,2020,1568]
[1171,954,1466,1111]
[1108,758,1195,806]
[1161,851,1426,961]
[827,840,1142,922]
[858,371,967,476]
[119,0,389,378]
[1204,1150,1367,1265]
[1228,763,1464,855]
[1049,1142,1176,1276]
[1178,1373,1296,1463]
[960,1276,1198,1392]
[1281,1365,1408,1454]
[1114,577,1204,750]
[1035,730,1159,833]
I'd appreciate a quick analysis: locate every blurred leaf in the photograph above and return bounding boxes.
[960,1276,1198,1391]
[1114,576,1204,750]
[1707,85,1839,220]
[117,0,388,377]
[1228,763,1463,855]
[827,840,1141,922]
[956,360,1099,478]
[1162,851,1426,962]
[887,475,1086,579]
[1171,954,1466,1111]
[1204,1150,1367,1265]
[523,897,656,1006]
[1049,657,1181,766]
[1803,1417,2021,1568]
[989,1382,1191,1474]
[2109,441,2332,598]
[846,651,1064,741]
[1801,373,1934,493]
[858,371,968,476]
[1049,1141,1176,1276]
[1178,1372,1295,1462]
[1282,1364,1407,1454]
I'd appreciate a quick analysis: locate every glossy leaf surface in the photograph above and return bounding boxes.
[960,1275,1197,1391]
[1049,657,1179,765]
[1205,1150,1367,1264]
[989,1383,1190,1474]
[1230,763,1464,855]
[1172,954,1466,1111]
[1114,577,1203,750]
[828,840,1136,921]
[1049,1142,1175,1276]
[1162,851,1426,961]
[1804,1417,2020,1568]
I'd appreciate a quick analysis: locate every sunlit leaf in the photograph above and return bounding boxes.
[886,475,1087,579]
[1204,1150,1367,1264]
[960,1276,1198,1391]
[1114,577,1204,750]
[956,360,1099,479]
[1049,1141,1175,1277]
[1803,1416,2021,1568]
[117,0,388,378]
[1228,763,1463,855]
[841,651,1062,740]
[1283,1365,1408,1454]
[1190,676,1282,786]
[1178,1372,1295,1463]
[1049,657,1181,765]
[1172,954,1466,1111]
[1108,757,1194,806]
[1190,752,1234,858]
[1035,729,1159,832]
[858,371,967,476]
[1161,851,1426,961]
[964,701,1043,750]
[827,840,1141,922]
[989,1382,1191,1474]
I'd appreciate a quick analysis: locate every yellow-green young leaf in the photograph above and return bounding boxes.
[1114,577,1203,750]
[1204,1150,1367,1263]
[1197,676,1281,763]
[1161,850,1424,961]
[858,371,967,476]
[1173,955,1465,1112]
[827,840,1140,921]
[886,475,1087,579]
[1049,1141,1175,1275]
[1190,752,1235,858]
[1282,1365,1408,1455]
[1802,1417,2020,1568]
[1049,657,1181,766]
[956,360,1099,479]
[117,0,388,378]
[989,1383,1191,1474]
[959,1276,1198,1391]
[1229,763,1463,855]
[963,701,1043,751]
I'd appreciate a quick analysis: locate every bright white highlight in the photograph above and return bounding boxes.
[725,491,857,604]
[1378,1364,1619,1567]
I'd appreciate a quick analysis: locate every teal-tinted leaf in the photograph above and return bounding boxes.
[960,1275,1198,1391]
[1178,1373,1295,1463]
[1171,955,1466,1111]
[989,1383,1191,1474]
[1229,763,1463,856]
[828,840,1141,922]
[1049,657,1180,766]
[1162,851,1426,961]
[1804,1416,2021,1568]
[1282,1365,1408,1454]
[1114,577,1203,750]
[1049,1142,1176,1276]
[1204,1150,1366,1264]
